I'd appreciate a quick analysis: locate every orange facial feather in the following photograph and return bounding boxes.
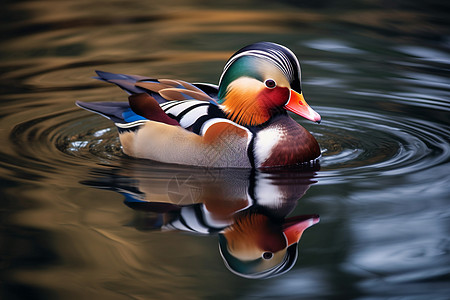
[223,213,286,259]
[221,77,290,126]
[221,77,270,126]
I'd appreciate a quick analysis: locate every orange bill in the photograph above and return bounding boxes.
[284,90,321,123]
[283,214,320,246]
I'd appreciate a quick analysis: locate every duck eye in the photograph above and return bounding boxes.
[264,79,276,89]
[262,252,274,260]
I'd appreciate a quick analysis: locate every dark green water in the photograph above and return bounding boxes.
[1,0,449,299]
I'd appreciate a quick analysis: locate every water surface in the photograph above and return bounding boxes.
[1,0,449,299]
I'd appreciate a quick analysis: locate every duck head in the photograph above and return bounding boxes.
[219,213,319,279]
[218,42,321,126]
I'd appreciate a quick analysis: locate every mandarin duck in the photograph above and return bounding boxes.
[77,42,321,168]
[84,165,319,278]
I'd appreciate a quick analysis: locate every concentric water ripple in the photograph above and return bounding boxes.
[8,105,449,183]
[311,107,449,181]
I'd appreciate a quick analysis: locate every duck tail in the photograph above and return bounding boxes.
[94,70,171,104]
[94,70,150,95]
[76,101,131,123]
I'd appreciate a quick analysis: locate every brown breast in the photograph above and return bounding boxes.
[254,115,321,167]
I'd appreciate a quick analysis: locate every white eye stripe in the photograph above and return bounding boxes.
[219,43,302,88]
[224,50,293,82]
[268,49,293,79]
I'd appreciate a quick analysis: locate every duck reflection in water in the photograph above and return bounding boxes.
[83,165,320,279]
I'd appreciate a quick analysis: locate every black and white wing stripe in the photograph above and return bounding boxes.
[160,100,210,128]
[163,205,231,234]
[160,100,229,132]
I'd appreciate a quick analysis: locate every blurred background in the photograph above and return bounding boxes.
[1,0,449,299]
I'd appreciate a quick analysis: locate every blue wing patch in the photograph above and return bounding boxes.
[122,108,148,122]
[122,192,146,204]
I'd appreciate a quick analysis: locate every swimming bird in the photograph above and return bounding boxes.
[96,166,320,279]
[76,42,321,168]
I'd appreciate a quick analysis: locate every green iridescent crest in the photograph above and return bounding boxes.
[218,56,264,103]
